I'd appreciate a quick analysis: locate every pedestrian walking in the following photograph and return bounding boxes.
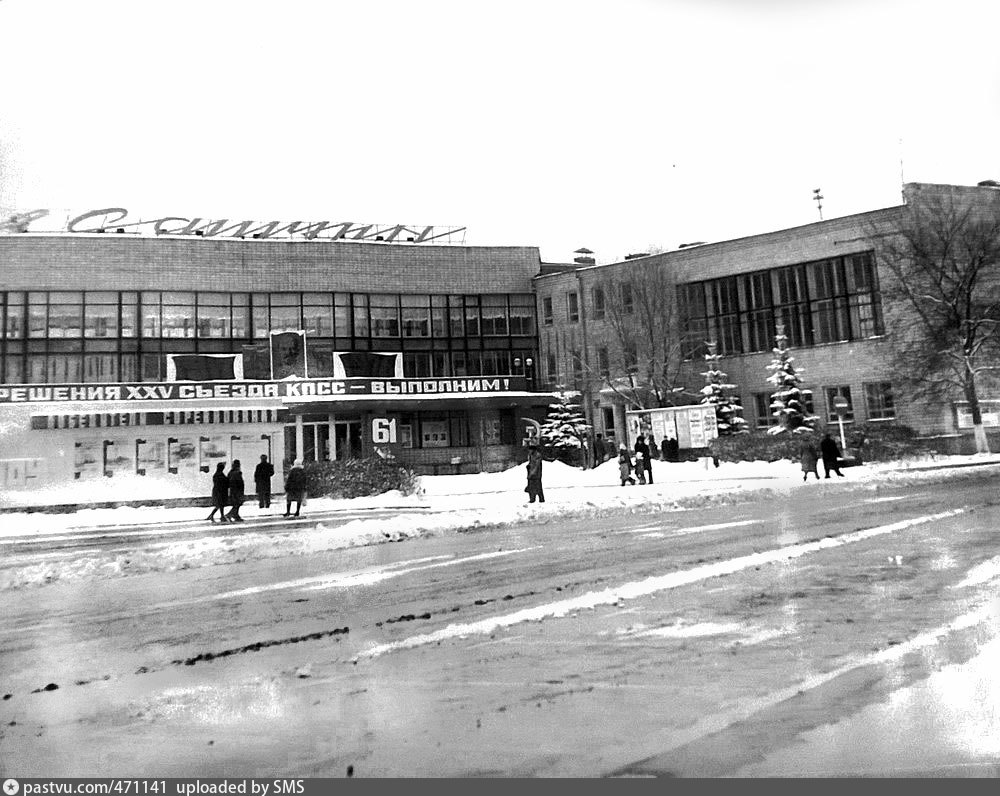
[254,454,275,508]
[618,444,636,486]
[525,446,545,503]
[283,459,307,517]
[799,438,820,482]
[224,459,245,521]
[660,437,670,462]
[206,462,229,522]
[820,433,846,478]
[634,434,652,484]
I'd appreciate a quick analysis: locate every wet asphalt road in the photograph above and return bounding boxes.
[1,472,999,777]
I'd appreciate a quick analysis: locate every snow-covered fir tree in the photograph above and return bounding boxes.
[538,386,592,457]
[700,340,747,435]
[765,325,817,434]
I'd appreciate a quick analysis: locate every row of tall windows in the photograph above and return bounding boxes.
[677,252,884,358]
[0,291,537,384]
[1,292,536,341]
[750,381,896,429]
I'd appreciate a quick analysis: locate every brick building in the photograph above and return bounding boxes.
[0,223,550,507]
[534,182,1000,453]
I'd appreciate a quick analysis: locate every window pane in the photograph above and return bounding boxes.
[509,294,535,335]
[5,296,24,338]
[44,354,78,382]
[197,305,230,337]
[84,304,119,338]
[303,294,333,336]
[334,294,352,337]
[480,296,507,336]
[353,295,369,337]
[162,304,194,338]
[370,295,400,337]
[48,304,83,338]
[401,295,430,337]
[270,304,301,332]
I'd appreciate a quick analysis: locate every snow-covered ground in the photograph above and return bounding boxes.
[3,452,1000,590]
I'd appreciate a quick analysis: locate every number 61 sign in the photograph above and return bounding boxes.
[372,417,398,444]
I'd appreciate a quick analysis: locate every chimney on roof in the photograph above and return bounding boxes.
[573,246,595,265]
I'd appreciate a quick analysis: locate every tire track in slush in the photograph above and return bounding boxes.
[355,509,965,661]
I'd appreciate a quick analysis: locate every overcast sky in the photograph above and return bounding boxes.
[1,0,998,263]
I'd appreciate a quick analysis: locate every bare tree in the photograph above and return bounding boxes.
[591,263,687,408]
[871,188,1000,452]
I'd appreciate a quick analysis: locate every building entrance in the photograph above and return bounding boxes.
[333,420,363,460]
[284,415,362,464]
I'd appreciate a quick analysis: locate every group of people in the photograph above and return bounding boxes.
[594,433,680,465]
[617,434,658,486]
[206,455,309,523]
[800,433,846,481]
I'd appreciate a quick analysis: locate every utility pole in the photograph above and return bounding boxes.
[812,188,824,221]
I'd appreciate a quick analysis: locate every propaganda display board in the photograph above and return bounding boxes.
[626,405,719,450]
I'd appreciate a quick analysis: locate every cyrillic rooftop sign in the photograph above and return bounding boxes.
[0,208,466,243]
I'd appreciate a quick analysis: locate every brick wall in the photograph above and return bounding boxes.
[0,236,542,294]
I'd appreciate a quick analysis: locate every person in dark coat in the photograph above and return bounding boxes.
[799,438,820,482]
[634,434,652,484]
[660,437,670,462]
[206,462,229,522]
[525,446,544,503]
[820,433,845,478]
[284,460,307,517]
[254,454,275,508]
[618,444,635,486]
[224,460,245,521]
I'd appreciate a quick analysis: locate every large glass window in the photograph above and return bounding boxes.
[464,296,480,336]
[47,292,83,338]
[121,292,138,338]
[567,291,579,323]
[677,251,882,359]
[269,294,301,332]
[542,296,553,326]
[480,295,508,336]
[84,293,119,338]
[197,293,231,338]
[431,295,448,337]
[592,286,606,320]
[162,292,195,338]
[401,295,430,337]
[352,295,369,337]
[370,294,400,337]
[28,293,47,338]
[864,381,895,420]
[509,295,535,335]
[141,292,161,337]
[4,292,25,338]
[303,293,334,336]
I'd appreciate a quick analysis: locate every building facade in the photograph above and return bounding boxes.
[534,182,1000,451]
[0,230,549,507]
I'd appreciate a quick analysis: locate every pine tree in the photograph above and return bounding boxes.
[538,386,592,461]
[765,325,817,434]
[700,340,747,435]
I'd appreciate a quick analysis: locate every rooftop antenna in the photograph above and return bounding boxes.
[899,136,906,187]
[812,188,824,221]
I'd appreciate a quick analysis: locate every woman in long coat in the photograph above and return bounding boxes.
[799,438,820,482]
[283,460,307,518]
[525,447,544,503]
[225,460,245,521]
[206,462,229,522]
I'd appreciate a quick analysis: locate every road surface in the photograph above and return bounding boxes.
[1,472,999,777]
